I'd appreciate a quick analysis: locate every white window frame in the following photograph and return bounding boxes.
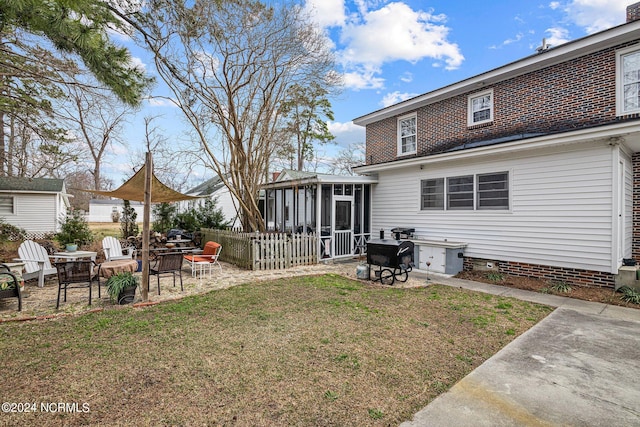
[476,171,509,210]
[419,171,510,212]
[0,196,15,214]
[397,113,417,156]
[467,89,494,126]
[420,178,444,210]
[616,45,640,116]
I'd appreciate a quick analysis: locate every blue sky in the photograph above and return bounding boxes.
[103,0,629,186]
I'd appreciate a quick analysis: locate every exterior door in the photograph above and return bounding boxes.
[333,197,353,257]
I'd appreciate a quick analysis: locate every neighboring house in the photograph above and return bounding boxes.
[0,177,71,238]
[180,174,240,228]
[352,4,640,288]
[262,169,377,259]
[87,199,147,223]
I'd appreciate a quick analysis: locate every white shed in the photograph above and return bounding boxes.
[0,177,71,238]
[179,175,240,228]
[87,199,147,223]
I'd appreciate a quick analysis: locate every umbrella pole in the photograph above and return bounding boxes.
[141,152,152,301]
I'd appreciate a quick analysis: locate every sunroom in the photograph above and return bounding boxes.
[262,170,377,260]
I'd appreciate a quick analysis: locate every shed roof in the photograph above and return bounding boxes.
[0,177,65,193]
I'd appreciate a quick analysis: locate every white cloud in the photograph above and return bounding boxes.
[560,0,627,34]
[304,0,346,28]
[490,32,524,49]
[327,120,366,146]
[340,2,464,71]
[400,72,413,83]
[380,91,417,107]
[549,1,561,10]
[128,56,146,72]
[147,97,178,108]
[342,69,385,90]
[544,27,571,47]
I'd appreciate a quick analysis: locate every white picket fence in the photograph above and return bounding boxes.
[200,229,318,271]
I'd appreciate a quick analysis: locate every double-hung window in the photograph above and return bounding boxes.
[397,114,417,156]
[468,89,493,126]
[617,45,640,116]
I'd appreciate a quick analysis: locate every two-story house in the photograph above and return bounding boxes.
[353,3,640,288]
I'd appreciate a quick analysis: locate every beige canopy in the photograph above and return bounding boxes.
[86,163,198,202]
[83,155,198,302]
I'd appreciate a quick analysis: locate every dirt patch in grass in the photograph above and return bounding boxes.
[456,270,639,309]
[0,274,551,426]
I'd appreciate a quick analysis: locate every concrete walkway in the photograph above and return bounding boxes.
[402,271,640,427]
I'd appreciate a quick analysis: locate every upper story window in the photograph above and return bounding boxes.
[617,45,640,116]
[468,89,493,126]
[397,114,417,156]
[0,196,14,214]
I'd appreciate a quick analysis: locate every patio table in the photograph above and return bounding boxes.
[53,250,97,262]
[100,259,139,279]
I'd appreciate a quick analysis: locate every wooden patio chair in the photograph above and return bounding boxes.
[15,240,57,287]
[149,252,184,295]
[102,236,137,262]
[184,241,222,277]
[53,260,101,309]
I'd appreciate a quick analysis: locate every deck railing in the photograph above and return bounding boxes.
[200,229,318,270]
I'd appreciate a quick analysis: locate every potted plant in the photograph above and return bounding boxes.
[106,272,139,305]
[55,209,93,251]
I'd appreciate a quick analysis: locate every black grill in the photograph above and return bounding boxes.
[390,227,415,240]
[367,239,414,285]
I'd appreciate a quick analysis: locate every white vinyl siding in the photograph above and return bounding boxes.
[371,141,616,273]
[616,45,640,116]
[2,194,58,233]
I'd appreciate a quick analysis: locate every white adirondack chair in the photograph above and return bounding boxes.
[102,236,137,262]
[16,240,57,287]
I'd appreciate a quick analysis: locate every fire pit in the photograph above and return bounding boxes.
[367,239,414,285]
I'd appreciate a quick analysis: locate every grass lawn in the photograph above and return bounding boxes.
[0,274,552,426]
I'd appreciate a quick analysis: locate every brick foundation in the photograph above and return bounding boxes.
[463,257,616,289]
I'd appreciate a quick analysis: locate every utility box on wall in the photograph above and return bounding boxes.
[412,239,467,275]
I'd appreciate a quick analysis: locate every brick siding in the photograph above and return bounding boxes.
[463,257,616,288]
[366,41,639,165]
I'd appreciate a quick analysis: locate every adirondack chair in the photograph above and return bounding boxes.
[102,236,137,262]
[15,240,57,287]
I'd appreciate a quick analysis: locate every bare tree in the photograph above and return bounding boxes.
[57,83,136,190]
[327,143,366,176]
[116,1,339,231]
